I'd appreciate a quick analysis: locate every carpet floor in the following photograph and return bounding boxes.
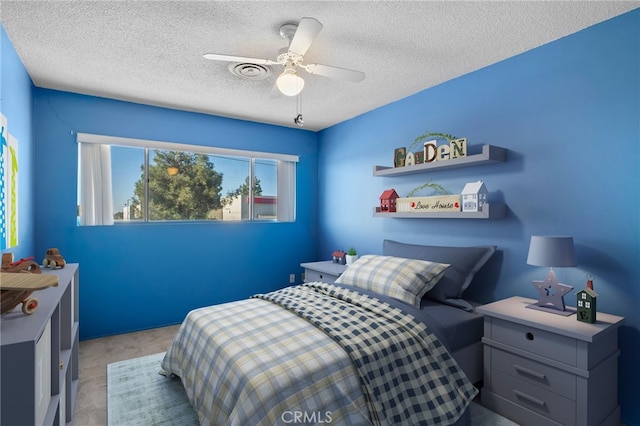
[107,352,518,426]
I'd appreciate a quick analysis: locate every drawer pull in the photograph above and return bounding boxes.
[513,389,546,408]
[525,332,534,341]
[513,364,546,381]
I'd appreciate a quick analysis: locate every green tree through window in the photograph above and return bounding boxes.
[226,176,263,199]
[134,150,223,220]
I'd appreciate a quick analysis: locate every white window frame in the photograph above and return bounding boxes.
[77,133,298,225]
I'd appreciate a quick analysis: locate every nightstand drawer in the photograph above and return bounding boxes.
[304,268,338,284]
[301,261,347,285]
[492,369,576,426]
[491,348,576,400]
[490,317,577,366]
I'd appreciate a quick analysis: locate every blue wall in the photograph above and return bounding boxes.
[318,10,639,425]
[32,89,319,339]
[0,26,35,259]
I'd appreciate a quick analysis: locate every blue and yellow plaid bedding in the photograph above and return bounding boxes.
[161,282,477,425]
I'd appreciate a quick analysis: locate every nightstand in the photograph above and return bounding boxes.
[478,296,624,426]
[300,261,346,285]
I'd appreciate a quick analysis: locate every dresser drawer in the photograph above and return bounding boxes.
[304,268,338,284]
[489,317,577,366]
[491,369,576,426]
[491,348,576,400]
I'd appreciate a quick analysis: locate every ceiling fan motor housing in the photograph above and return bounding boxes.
[277,47,303,66]
[279,23,298,41]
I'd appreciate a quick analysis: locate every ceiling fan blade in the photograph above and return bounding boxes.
[304,63,365,83]
[288,17,323,56]
[203,53,276,65]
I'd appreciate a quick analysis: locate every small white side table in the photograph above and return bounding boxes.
[300,260,347,284]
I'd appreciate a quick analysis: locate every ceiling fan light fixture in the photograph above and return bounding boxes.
[276,68,304,96]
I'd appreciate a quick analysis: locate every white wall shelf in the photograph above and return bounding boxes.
[373,144,507,219]
[373,144,506,177]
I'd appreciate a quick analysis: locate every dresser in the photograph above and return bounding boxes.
[300,260,346,284]
[1,264,79,426]
[478,296,624,426]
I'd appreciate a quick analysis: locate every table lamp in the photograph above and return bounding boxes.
[526,235,577,315]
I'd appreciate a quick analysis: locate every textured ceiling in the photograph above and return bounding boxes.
[1,1,638,131]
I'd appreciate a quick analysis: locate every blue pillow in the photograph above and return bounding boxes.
[383,240,496,311]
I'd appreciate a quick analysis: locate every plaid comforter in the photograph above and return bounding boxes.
[161,282,477,425]
[254,283,477,425]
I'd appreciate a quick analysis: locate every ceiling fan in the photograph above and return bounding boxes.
[203,17,365,97]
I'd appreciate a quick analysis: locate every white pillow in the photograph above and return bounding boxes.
[335,255,450,307]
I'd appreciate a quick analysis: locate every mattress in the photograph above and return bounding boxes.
[162,282,480,425]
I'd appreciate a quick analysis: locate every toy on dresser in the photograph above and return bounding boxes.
[1,253,40,273]
[42,248,66,269]
[332,250,346,265]
[577,274,598,323]
[1,253,58,315]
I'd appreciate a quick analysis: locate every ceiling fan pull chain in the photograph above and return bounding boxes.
[294,93,304,127]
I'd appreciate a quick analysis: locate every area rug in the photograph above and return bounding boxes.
[107,352,199,426]
[107,352,517,426]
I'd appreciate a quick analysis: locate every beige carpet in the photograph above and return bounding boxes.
[75,325,181,426]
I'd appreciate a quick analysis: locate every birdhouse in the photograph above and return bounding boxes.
[379,189,400,213]
[332,250,346,265]
[576,288,597,323]
[461,181,488,212]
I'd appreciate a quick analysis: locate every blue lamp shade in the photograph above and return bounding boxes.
[527,236,577,267]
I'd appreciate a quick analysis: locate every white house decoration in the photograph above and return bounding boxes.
[461,180,488,212]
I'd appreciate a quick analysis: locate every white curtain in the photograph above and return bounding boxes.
[277,160,296,222]
[79,143,114,226]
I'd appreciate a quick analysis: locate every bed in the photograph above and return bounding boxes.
[161,240,496,425]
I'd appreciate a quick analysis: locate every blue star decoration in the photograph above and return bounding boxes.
[532,269,574,312]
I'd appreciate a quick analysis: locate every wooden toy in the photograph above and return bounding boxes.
[42,248,66,269]
[1,272,58,315]
[2,254,41,273]
[1,253,57,315]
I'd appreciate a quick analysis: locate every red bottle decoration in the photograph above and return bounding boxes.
[586,274,594,290]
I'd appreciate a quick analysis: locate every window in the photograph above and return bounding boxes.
[77,133,297,225]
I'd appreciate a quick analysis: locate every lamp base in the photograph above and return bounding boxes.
[530,268,575,316]
[526,303,576,316]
